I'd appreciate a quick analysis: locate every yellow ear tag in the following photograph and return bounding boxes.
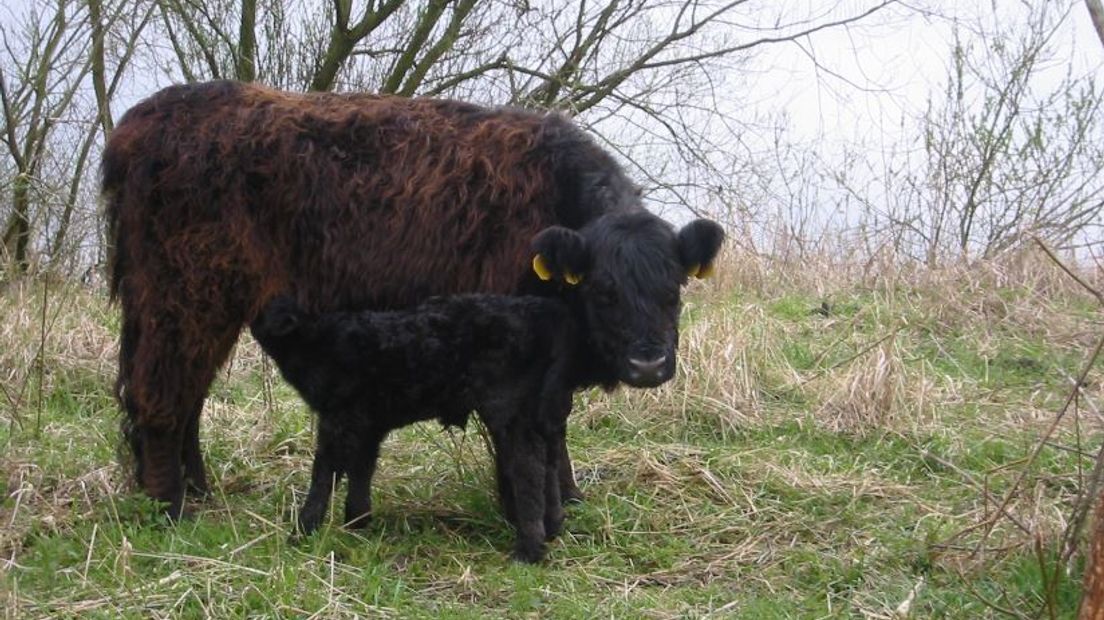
[687,263,701,278]
[532,254,553,281]
[564,271,583,286]
[697,263,714,279]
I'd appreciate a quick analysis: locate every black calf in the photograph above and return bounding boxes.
[251,214,726,562]
[252,294,580,562]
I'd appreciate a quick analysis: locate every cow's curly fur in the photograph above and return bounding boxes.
[251,294,591,563]
[102,81,643,516]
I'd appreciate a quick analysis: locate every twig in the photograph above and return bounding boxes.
[1034,533,1059,620]
[918,444,1031,535]
[1032,234,1104,568]
[1033,236,1104,304]
[971,334,1104,556]
[1061,427,1104,565]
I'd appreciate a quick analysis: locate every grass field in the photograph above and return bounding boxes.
[1,249,1102,618]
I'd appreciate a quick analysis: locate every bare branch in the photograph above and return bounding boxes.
[397,0,478,97]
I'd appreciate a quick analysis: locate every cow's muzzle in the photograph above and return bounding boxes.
[625,354,672,387]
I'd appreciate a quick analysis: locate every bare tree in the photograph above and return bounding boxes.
[832,1,1104,265]
[50,0,153,268]
[0,0,154,276]
[0,1,92,273]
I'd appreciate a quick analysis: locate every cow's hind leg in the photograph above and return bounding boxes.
[182,403,209,497]
[492,430,518,525]
[118,301,239,519]
[138,425,186,518]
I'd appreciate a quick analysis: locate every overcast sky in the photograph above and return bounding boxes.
[752,2,1103,149]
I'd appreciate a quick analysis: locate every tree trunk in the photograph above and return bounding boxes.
[309,31,354,92]
[309,0,404,92]
[3,173,32,273]
[236,0,256,82]
[89,0,113,136]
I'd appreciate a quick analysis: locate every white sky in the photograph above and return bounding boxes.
[749,2,1104,149]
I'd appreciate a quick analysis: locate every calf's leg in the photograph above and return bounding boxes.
[543,442,565,540]
[542,387,575,516]
[344,429,386,529]
[297,431,343,536]
[492,428,518,525]
[493,424,549,563]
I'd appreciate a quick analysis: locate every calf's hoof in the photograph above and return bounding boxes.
[296,505,325,538]
[560,486,584,505]
[511,541,547,564]
[544,514,565,541]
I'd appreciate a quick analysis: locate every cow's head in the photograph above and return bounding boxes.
[532,212,724,388]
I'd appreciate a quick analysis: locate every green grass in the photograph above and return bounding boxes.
[1,258,1101,618]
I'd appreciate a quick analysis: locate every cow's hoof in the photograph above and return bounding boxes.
[160,496,191,522]
[184,478,210,500]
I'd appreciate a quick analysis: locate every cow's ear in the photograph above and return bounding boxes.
[532,226,591,286]
[678,219,725,279]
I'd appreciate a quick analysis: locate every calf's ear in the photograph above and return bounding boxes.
[677,219,725,279]
[256,296,302,337]
[531,226,591,286]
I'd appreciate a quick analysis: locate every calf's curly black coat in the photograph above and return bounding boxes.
[251,294,595,562]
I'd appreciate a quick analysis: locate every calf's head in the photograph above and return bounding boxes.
[249,295,305,353]
[532,212,724,388]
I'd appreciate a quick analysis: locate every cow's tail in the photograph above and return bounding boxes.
[101,130,144,483]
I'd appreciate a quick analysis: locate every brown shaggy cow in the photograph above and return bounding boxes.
[103,80,722,518]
